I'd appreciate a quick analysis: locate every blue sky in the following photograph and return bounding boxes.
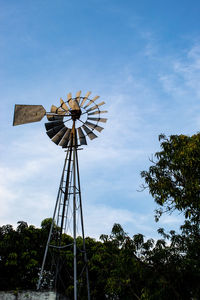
[1,0,200,239]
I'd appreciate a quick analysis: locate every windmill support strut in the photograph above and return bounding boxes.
[73,126,77,300]
[37,128,90,300]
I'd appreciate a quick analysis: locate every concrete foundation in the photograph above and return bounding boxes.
[0,291,68,300]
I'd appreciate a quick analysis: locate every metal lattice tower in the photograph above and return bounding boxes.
[13,91,108,300]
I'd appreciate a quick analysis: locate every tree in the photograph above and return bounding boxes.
[0,218,199,299]
[141,133,200,224]
[141,133,200,299]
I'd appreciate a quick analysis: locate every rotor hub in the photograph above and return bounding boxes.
[71,109,81,120]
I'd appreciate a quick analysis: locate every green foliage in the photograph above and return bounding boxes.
[140,133,200,299]
[0,219,199,299]
[141,133,200,223]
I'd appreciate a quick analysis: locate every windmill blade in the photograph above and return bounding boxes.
[83,95,100,109]
[88,110,108,116]
[82,125,98,140]
[67,91,80,110]
[77,127,87,145]
[45,121,64,131]
[46,114,63,121]
[93,95,100,101]
[80,91,91,107]
[46,124,65,139]
[51,105,66,115]
[52,127,68,145]
[60,98,69,112]
[67,92,72,100]
[83,100,93,109]
[76,91,81,104]
[59,128,71,148]
[88,117,107,123]
[86,101,105,113]
[85,121,104,132]
[13,105,46,126]
[68,99,80,110]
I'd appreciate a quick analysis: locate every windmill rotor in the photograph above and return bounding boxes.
[44,91,107,147]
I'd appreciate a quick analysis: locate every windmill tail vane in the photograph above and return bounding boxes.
[13,91,108,300]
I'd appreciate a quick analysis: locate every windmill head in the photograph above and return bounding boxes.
[13,91,108,148]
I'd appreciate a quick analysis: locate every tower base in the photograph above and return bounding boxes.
[0,290,69,300]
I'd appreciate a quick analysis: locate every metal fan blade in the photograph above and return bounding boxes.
[88,117,107,123]
[46,124,65,139]
[59,129,71,148]
[51,105,66,115]
[77,127,87,145]
[88,110,108,116]
[46,114,63,121]
[13,105,46,126]
[85,121,104,132]
[86,101,105,113]
[82,125,98,140]
[68,99,80,110]
[52,127,68,145]
[80,91,91,107]
[76,91,81,104]
[50,105,57,113]
[45,121,64,131]
[93,96,100,101]
[83,100,93,109]
[60,98,69,112]
[67,92,78,109]
[83,95,100,109]
[67,93,72,100]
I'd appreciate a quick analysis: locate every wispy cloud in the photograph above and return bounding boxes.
[159,43,200,100]
[83,203,156,239]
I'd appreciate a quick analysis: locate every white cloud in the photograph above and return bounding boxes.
[159,43,200,100]
[76,202,156,239]
[159,214,184,226]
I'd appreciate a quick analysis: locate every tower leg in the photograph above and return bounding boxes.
[37,141,90,300]
[73,143,77,300]
[75,148,90,300]
[37,148,70,291]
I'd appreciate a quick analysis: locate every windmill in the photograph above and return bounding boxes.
[13,91,108,300]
